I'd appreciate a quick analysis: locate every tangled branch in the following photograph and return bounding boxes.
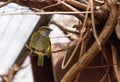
[0,0,119,82]
[61,0,118,82]
[0,64,29,82]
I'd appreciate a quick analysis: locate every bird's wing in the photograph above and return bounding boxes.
[46,37,51,53]
[29,31,40,49]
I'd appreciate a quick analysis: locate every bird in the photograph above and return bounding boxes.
[29,26,52,67]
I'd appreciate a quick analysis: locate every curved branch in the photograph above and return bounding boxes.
[61,0,118,82]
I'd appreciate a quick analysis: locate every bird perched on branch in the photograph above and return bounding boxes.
[29,26,52,67]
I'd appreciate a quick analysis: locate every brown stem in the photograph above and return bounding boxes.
[58,1,85,21]
[65,0,87,10]
[0,0,108,28]
[111,44,120,82]
[61,0,118,82]
[51,19,79,35]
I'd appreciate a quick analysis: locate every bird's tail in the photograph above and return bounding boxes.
[37,53,44,67]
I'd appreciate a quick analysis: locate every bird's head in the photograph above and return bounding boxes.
[39,26,52,31]
[38,26,53,36]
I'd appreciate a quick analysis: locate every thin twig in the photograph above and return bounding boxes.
[25,32,88,55]
[51,19,79,41]
[61,29,90,69]
[74,31,89,82]
[0,64,29,82]
[40,2,61,10]
[65,0,87,10]
[59,1,88,21]
[30,2,62,12]
[61,0,91,69]
[111,44,120,82]
[90,0,102,50]
[74,0,91,81]
[50,35,77,39]
[61,0,117,81]
[87,63,120,69]
[0,11,92,16]
[51,19,79,35]
[101,45,111,81]
[99,68,110,82]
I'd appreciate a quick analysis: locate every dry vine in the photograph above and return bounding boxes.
[61,0,118,82]
[0,0,120,82]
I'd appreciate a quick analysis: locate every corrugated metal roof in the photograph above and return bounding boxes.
[0,2,40,82]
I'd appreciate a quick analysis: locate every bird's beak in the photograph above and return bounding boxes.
[49,28,53,31]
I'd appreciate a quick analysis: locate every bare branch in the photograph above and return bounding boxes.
[65,0,87,10]
[0,11,92,16]
[73,0,91,81]
[25,31,88,55]
[61,0,118,81]
[99,69,110,82]
[0,64,29,82]
[87,63,120,69]
[90,0,102,50]
[111,44,120,82]
[51,19,79,35]
[51,19,79,41]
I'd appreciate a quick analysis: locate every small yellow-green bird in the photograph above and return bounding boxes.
[29,26,52,67]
